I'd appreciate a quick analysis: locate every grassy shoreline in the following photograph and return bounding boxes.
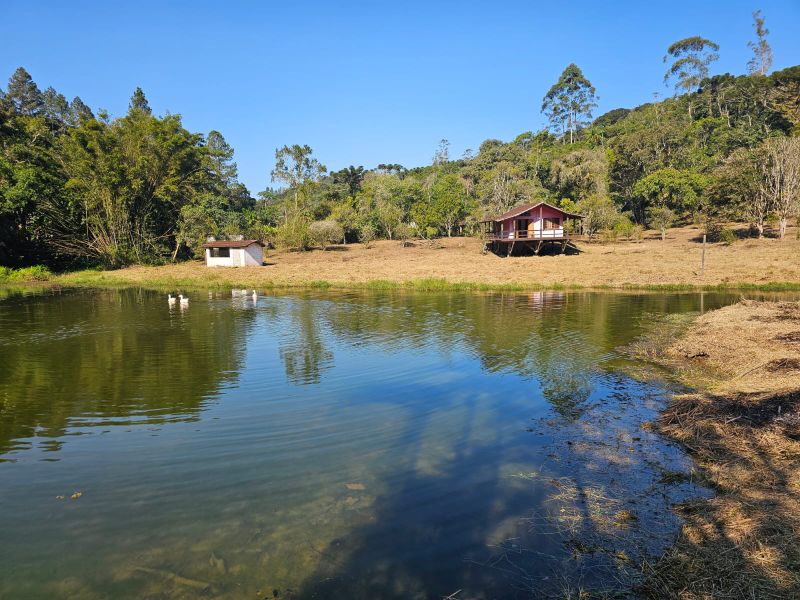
[8,269,800,294]
[633,301,800,598]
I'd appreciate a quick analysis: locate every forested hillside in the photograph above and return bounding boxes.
[1,11,798,268]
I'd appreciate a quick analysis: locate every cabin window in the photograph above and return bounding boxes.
[210,247,231,258]
[543,217,561,230]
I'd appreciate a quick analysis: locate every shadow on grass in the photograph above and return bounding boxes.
[642,390,800,598]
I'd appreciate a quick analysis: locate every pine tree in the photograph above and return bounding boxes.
[6,67,43,115]
[128,87,151,114]
[42,86,70,122]
[69,96,94,124]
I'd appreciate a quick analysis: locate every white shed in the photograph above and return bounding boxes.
[203,240,265,267]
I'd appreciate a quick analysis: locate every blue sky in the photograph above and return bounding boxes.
[3,1,799,194]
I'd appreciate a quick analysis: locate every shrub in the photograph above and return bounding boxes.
[0,266,53,282]
[395,223,413,247]
[704,221,736,244]
[630,224,644,242]
[308,220,344,251]
[276,218,310,251]
[600,228,619,243]
[705,220,723,242]
[719,228,737,244]
[613,215,635,240]
[359,224,377,248]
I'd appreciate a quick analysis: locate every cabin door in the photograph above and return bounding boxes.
[527,219,536,239]
[516,219,527,238]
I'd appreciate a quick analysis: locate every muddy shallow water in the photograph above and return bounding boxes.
[0,288,790,599]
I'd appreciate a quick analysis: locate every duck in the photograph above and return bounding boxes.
[168,293,177,305]
[179,294,189,306]
[252,289,258,301]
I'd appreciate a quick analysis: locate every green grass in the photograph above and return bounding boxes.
[6,267,800,294]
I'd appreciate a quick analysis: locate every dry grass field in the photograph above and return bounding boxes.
[60,224,800,290]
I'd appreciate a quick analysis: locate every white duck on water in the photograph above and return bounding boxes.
[168,293,177,305]
[252,289,258,301]
[179,294,189,306]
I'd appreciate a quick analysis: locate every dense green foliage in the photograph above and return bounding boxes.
[270,65,798,248]
[1,13,799,266]
[0,69,261,267]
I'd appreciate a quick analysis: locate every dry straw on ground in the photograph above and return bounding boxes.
[640,301,800,599]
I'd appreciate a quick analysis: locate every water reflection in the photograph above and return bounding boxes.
[278,299,334,385]
[0,288,795,598]
[0,288,254,458]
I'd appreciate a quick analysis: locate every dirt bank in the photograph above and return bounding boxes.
[57,225,800,291]
[640,301,800,598]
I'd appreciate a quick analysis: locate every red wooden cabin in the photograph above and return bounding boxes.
[481,201,585,255]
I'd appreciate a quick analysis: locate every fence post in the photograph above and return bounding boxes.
[701,234,706,275]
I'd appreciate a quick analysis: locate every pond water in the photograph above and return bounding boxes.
[0,288,786,599]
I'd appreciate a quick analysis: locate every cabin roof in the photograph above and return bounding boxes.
[202,240,265,248]
[481,201,584,223]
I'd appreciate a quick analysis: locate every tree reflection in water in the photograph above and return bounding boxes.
[0,288,254,458]
[0,287,750,598]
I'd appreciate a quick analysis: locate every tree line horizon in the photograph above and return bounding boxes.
[1,9,799,267]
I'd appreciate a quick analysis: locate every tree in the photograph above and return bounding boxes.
[376,198,403,240]
[709,147,768,235]
[206,130,238,186]
[747,10,773,76]
[759,137,800,239]
[42,87,70,124]
[647,205,676,240]
[663,37,720,97]
[69,96,94,125]
[270,144,326,215]
[174,196,228,259]
[330,202,358,244]
[128,87,151,114]
[432,138,450,166]
[431,173,466,236]
[56,107,206,265]
[542,64,598,143]
[375,163,405,175]
[550,149,608,200]
[331,165,365,199]
[575,194,620,239]
[6,67,43,115]
[633,168,710,222]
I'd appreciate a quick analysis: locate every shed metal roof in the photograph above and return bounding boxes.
[202,240,265,248]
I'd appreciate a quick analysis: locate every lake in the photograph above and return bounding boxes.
[0,288,777,598]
